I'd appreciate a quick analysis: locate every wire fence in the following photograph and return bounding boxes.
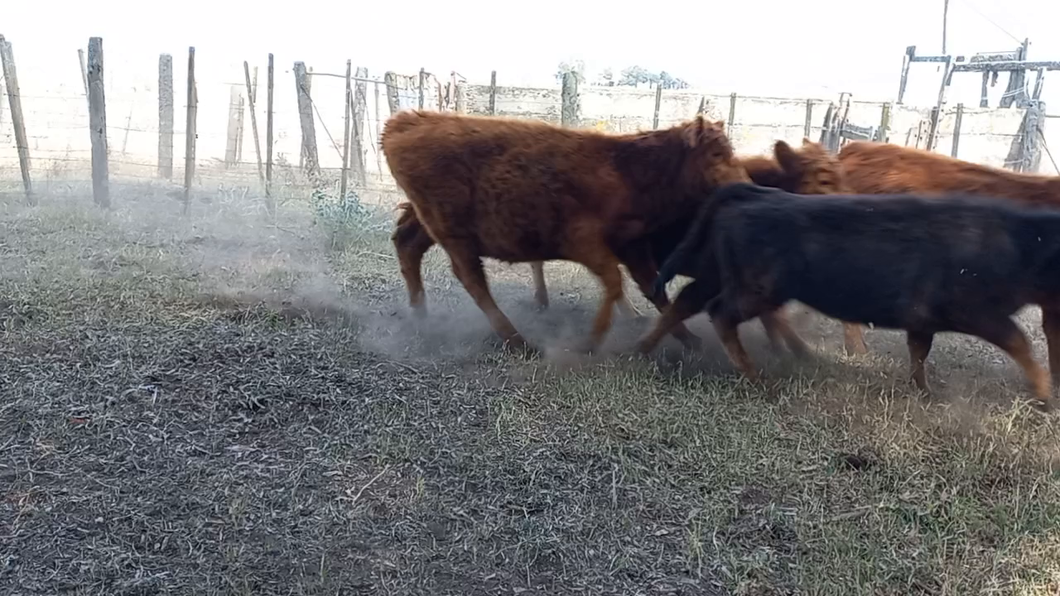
[0,35,1049,214]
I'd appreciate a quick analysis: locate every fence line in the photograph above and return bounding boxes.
[0,34,1048,214]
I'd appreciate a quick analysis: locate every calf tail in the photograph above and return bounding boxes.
[651,201,719,299]
[651,183,754,299]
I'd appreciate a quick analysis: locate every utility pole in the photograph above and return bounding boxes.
[942,0,949,54]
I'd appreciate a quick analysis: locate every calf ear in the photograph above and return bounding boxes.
[774,140,801,173]
[682,116,725,148]
[682,116,706,148]
[801,137,813,147]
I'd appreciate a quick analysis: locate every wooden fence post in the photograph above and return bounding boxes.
[340,60,352,202]
[1017,103,1044,173]
[384,71,401,115]
[727,92,737,132]
[87,37,110,209]
[224,86,244,167]
[158,54,174,179]
[876,102,891,142]
[951,103,964,157]
[803,99,813,139]
[0,35,34,204]
[77,48,89,105]
[925,106,940,152]
[488,70,497,115]
[183,46,197,216]
[652,83,663,129]
[561,71,580,128]
[265,53,275,214]
[293,61,319,179]
[351,66,368,186]
[243,61,264,185]
[696,96,706,116]
[374,81,384,180]
[418,67,425,110]
[300,66,313,171]
[455,81,467,114]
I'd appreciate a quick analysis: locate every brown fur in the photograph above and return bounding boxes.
[839,140,1060,382]
[383,110,750,353]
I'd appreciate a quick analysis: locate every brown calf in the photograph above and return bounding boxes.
[393,138,865,356]
[383,110,750,353]
[838,140,1060,382]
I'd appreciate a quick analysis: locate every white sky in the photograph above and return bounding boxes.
[5,0,1060,111]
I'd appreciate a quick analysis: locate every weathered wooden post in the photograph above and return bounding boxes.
[265,53,275,215]
[876,102,891,143]
[340,60,352,202]
[652,84,663,129]
[351,66,368,185]
[243,61,264,185]
[951,103,964,157]
[86,37,110,209]
[158,54,174,179]
[727,92,737,132]
[183,46,197,216]
[561,71,580,128]
[804,99,814,139]
[293,61,320,179]
[488,70,497,116]
[384,71,401,115]
[0,35,33,204]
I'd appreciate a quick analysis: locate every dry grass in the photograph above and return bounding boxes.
[2,185,1060,595]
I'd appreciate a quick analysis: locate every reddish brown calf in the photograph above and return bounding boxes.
[838,140,1060,383]
[383,110,750,353]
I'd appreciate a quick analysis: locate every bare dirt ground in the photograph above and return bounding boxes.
[2,185,1060,595]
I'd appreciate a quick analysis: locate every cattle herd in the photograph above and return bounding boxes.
[380,109,1060,410]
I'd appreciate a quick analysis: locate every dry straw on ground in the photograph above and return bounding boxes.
[1,183,1060,595]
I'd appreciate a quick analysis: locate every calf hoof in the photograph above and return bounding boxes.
[1031,398,1054,413]
[534,295,550,312]
[410,303,428,319]
[844,342,869,357]
[502,335,539,358]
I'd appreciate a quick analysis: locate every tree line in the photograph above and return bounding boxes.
[555,60,690,90]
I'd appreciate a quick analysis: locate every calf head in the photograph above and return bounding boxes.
[678,116,752,193]
[773,138,850,195]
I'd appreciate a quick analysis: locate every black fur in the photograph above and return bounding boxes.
[653,181,1060,403]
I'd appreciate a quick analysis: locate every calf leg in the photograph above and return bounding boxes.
[530,261,549,310]
[969,317,1051,405]
[843,323,869,356]
[636,280,713,354]
[760,309,813,359]
[710,301,759,382]
[616,294,642,318]
[444,242,531,353]
[392,214,436,316]
[578,250,628,354]
[619,244,702,350]
[1041,305,1060,387]
[906,331,935,394]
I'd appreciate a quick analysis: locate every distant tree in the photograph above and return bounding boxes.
[618,65,651,87]
[596,67,614,87]
[555,59,586,85]
[617,65,690,89]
